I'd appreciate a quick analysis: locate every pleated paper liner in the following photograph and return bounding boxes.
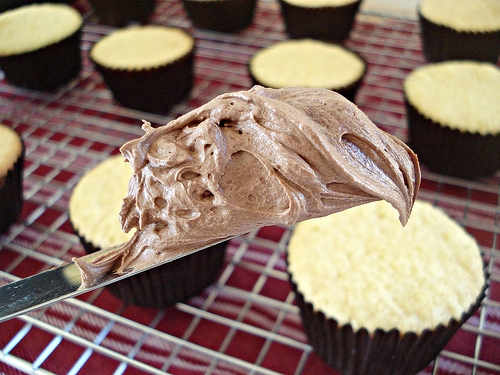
[405,99,500,179]
[87,0,157,26]
[0,28,82,91]
[278,0,362,42]
[73,226,228,308]
[288,270,488,375]
[91,49,195,114]
[418,11,500,63]
[181,0,258,33]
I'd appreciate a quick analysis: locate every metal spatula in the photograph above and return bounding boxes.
[0,238,230,322]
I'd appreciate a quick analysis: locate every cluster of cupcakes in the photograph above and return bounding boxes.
[174,0,368,104]
[403,0,500,179]
[249,0,367,103]
[0,1,496,374]
[0,0,369,113]
[0,1,197,114]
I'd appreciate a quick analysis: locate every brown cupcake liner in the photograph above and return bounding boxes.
[278,0,362,42]
[288,267,488,375]
[88,0,157,26]
[0,0,75,14]
[72,225,228,307]
[91,47,194,114]
[181,0,257,33]
[0,137,24,235]
[0,28,82,91]
[419,12,500,63]
[248,49,367,103]
[405,99,500,179]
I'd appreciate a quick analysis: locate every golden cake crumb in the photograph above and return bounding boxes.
[288,200,485,333]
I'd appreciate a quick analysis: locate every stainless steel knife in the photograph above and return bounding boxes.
[0,238,230,322]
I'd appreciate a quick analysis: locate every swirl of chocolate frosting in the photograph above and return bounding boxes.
[75,86,420,285]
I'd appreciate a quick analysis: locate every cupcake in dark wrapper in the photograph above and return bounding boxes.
[180,0,257,33]
[287,200,487,375]
[0,125,24,235]
[404,61,500,179]
[249,39,366,102]
[69,155,227,307]
[90,25,195,114]
[87,0,156,26]
[0,0,75,13]
[278,0,362,42]
[0,3,83,91]
[419,0,500,63]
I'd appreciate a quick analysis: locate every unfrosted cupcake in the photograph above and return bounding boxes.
[181,0,257,33]
[0,3,83,90]
[419,0,500,62]
[249,39,366,102]
[287,200,487,375]
[278,0,362,41]
[404,61,500,179]
[69,154,227,307]
[90,25,195,114]
[0,125,24,235]
[87,0,156,26]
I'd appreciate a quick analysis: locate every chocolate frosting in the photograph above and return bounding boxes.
[74,86,420,286]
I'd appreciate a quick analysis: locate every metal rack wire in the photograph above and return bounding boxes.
[0,0,499,374]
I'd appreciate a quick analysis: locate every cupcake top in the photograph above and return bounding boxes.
[90,25,194,71]
[420,0,500,32]
[288,200,485,333]
[282,0,358,7]
[0,125,22,177]
[0,3,83,57]
[250,39,365,89]
[404,61,500,136]
[69,154,135,249]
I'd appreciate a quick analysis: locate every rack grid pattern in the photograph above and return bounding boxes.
[1,1,499,374]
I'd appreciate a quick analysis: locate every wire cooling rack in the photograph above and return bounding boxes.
[1,0,499,374]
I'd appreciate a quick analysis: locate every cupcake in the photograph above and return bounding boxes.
[90,25,195,114]
[287,200,487,375]
[0,3,83,91]
[87,0,156,26]
[180,0,257,33]
[419,0,500,63]
[278,0,362,42]
[249,39,366,102]
[404,61,500,179]
[69,154,227,307]
[0,0,75,13]
[0,125,24,235]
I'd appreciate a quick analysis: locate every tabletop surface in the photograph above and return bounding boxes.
[0,1,499,374]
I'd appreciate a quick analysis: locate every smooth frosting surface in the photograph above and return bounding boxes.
[250,40,365,89]
[420,0,500,32]
[90,26,194,70]
[404,61,500,135]
[288,200,485,333]
[0,4,82,56]
[74,86,419,286]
